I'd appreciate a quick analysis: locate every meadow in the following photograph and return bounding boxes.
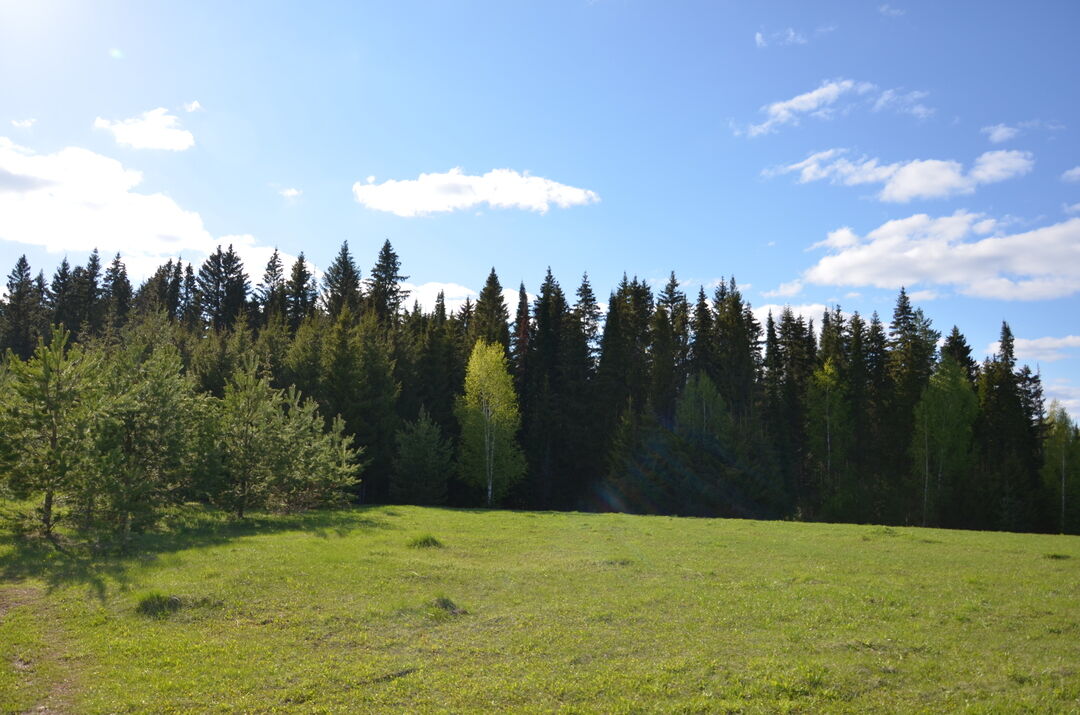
[2,505,1079,712]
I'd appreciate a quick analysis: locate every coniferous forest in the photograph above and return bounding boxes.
[1,240,1078,541]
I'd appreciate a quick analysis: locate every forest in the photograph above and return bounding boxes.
[1,240,1077,541]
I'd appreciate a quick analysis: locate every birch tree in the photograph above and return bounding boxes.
[456,340,524,505]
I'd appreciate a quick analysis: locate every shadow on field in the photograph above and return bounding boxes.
[0,506,391,601]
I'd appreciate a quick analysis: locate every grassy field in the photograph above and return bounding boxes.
[1,505,1079,713]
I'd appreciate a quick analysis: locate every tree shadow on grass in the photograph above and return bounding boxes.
[0,505,393,601]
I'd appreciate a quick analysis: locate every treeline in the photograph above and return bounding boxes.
[1,241,1078,536]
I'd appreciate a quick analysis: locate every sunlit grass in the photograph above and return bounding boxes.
[2,504,1079,712]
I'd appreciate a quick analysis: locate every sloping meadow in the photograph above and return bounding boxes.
[2,505,1079,712]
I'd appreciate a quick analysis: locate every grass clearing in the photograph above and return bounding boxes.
[1,504,1079,711]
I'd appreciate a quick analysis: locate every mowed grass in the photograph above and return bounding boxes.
[2,505,1079,712]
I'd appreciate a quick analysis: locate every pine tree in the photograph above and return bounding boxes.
[48,258,79,332]
[102,253,132,333]
[221,245,250,329]
[942,326,978,385]
[689,287,715,379]
[911,355,978,527]
[885,288,939,524]
[256,249,287,325]
[366,239,409,325]
[511,283,531,396]
[197,248,227,329]
[2,256,45,359]
[471,268,510,350]
[0,329,92,535]
[392,408,453,505]
[285,253,318,331]
[574,273,602,369]
[322,241,363,318]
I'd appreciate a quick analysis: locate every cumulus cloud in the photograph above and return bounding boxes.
[879,4,905,16]
[985,335,1080,363]
[1063,166,1080,182]
[981,124,1019,143]
[183,100,202,113]
[754,32,766,48]
[1045,379,1080,413]
[762,280,803,298]
[10,119,36,129]
[93,108,195,151]
[352,167,600,217]
[767,148,1034,202]
[0,136,283,280]
[279,187,302,199]
[1065,202,1080,215]
[401,281,532,315]
[797,210,1080,300]
[751,303,831,332]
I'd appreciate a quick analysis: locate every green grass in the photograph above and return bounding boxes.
[2,504,1079,712]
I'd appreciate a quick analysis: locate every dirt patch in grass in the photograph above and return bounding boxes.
[0,583,78,713]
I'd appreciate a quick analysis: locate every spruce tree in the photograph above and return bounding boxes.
[102,253,132,333]
[471,268,510,350]
[2,256,45,359]
[322,241,363,318]
[256,249,287,325]
[285,253,318,331]
[366,239,409,325]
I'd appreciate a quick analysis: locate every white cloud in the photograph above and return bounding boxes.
[352,167,600,217]
[1065,202,1080,214]
[752,303,831,332]
[879,4,905,16]
[400,281,534,316]
[1062,166,1080,182]
[0,136,285,280]
[10,119,36,129]
[797,210,1080,300]
[183,100,203,113]
[741,80,934,136]
[873,89,934,119]
[746,79,875,137]
[985,335,1080,363]
[755,28,808,48]
[768,148,1033,202]
[1045,379,1080,413]
[762,279,803,297]
[981,124,1019,143]
[279,187,302,199]
[93,108,195,151]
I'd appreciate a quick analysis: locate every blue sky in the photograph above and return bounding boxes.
[2,1,1079,409]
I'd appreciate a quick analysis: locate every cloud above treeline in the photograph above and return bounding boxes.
[0,136,291,280]
[352,168,599,217]
[793,211,1080,301]
[767,148,1034,202]
[94,108,195,151]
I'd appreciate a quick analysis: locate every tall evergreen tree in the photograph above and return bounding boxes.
[366,239,409,325]
[322,241,363,318]
[256,249,287,325]
[102,253,132,333]
[471,268,510,350]
[285,253,318,331]
[2,256,45,359]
